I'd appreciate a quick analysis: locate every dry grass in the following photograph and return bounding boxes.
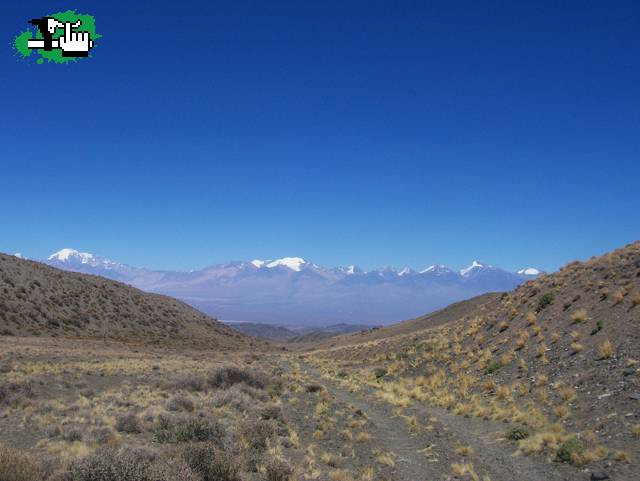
[570,342,584,354]
[557,385,577,402]
[355,432,372,443]
[455,445,475,456]
[599,340,614,359]
[570,309,588,323]
[0,444,47,481]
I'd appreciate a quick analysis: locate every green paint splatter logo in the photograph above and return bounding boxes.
[14,10,100,64]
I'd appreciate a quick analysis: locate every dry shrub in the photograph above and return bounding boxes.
[264,457,293,481]
[208,366,266,390]
[170,374,206,392]
[154,414,226,444]
[210,386,252,411]
[239,419,275,451]
[166,394,195,412]
[115,413,142,434]
[68,447,155,481]
[182,443,240,481]
[259,405,282,421]
[0,382,35,407]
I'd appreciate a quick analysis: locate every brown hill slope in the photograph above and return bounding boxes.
[0,253,266,350]
[303,241,640,479]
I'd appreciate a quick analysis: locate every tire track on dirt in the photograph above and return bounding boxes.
[299,362,575,481]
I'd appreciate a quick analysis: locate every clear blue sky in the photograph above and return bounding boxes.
[1,1,639,272]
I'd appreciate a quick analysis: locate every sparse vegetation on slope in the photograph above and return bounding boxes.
[0,253,265,349]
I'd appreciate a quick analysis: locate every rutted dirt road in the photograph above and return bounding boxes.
[297,362,578,481]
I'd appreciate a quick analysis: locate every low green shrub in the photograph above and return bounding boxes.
[556,436,585,463]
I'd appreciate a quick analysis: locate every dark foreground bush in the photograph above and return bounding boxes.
[68,447,198,481]
[182,443,240,481]
[154,414,226,444]
[208,366,266,390]
[68,448,153,481]
[0,444,48,481]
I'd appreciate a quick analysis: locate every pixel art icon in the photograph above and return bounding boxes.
[14,10,100,64]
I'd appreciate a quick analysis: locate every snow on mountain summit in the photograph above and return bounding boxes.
[420,264,452,275]
[518,267,541,276]
[47,248,121,270]
[265,257,307,271]
[48,248,96,263]
[460,260,490,277]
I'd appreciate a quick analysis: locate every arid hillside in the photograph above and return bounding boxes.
[300,240,640,480]
[0,253,265,350]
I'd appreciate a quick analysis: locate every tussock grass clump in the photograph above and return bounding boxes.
[570,308,588,323]
[599,340,614,359]
[455,445,474,456]
[526,312,537,326]
[570,342,584,354]
[557,385,577,402]
[613,289,625,305]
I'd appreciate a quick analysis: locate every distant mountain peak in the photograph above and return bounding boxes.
[336,265,362,275]
[265,257,307,271]
[48,248,95,263]
[460,260,491,277]
[251,259,265,268]
[420,264,452,274]
[13,253,25,259]
[398,267,413,276]
[47,248,121,270]
[518,267,541,276]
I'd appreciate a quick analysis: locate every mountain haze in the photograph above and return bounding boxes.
[41,248,540,326]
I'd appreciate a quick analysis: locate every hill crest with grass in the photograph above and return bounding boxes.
[0,253,265,350]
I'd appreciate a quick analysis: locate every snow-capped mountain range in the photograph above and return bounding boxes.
[37,248,541,326]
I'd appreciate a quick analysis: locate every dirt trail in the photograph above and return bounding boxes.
[299,362,576,481]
